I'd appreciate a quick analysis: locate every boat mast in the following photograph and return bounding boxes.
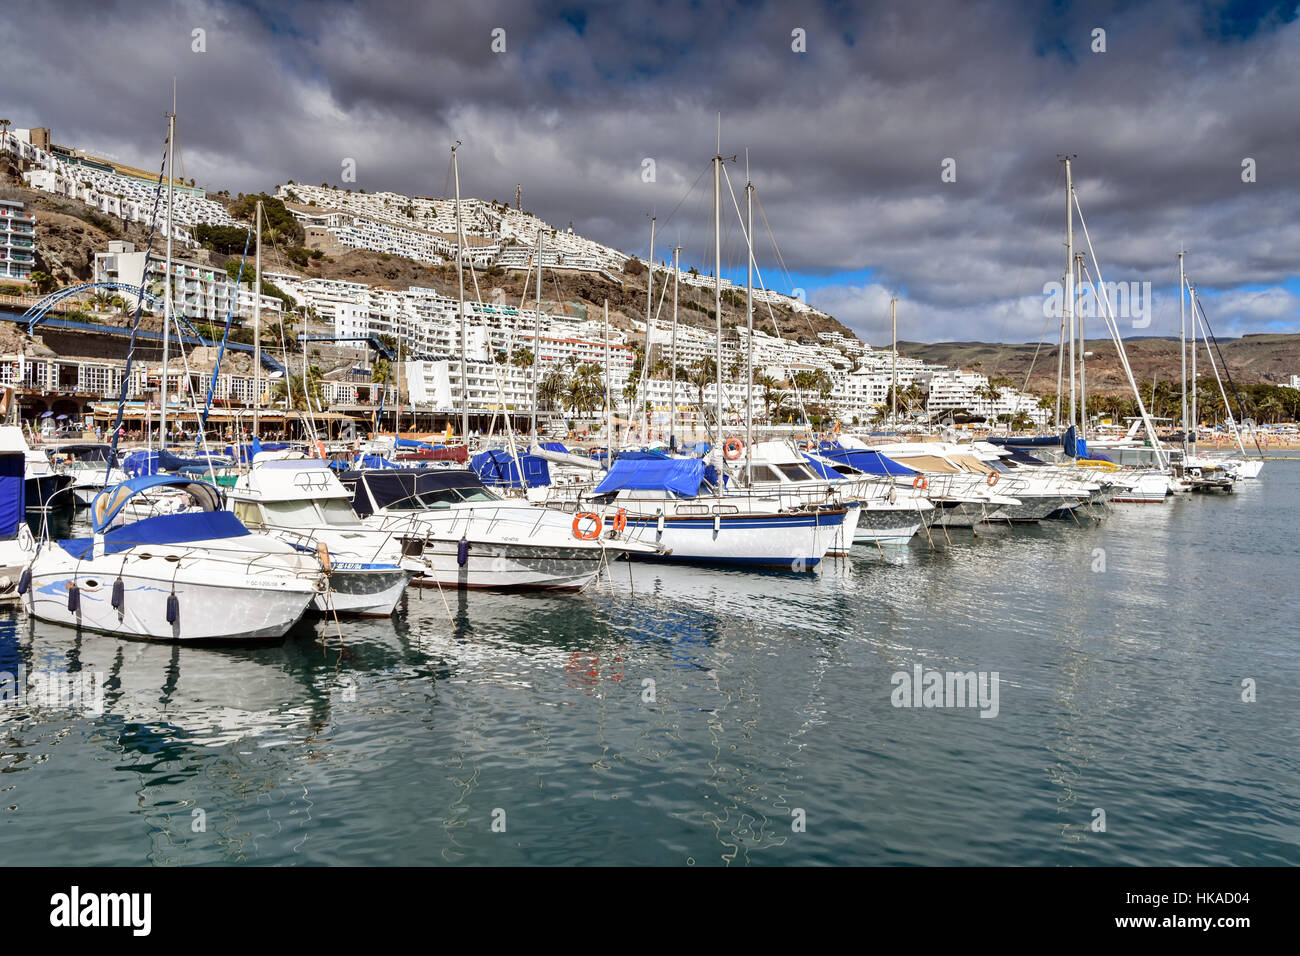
[1054,277,1065,431]
[744,157,754,470]
[712,124,723,454]
[890,298,898,428]
[1191,295,1241,455]
[1178,251,1187,450]
[1076,251,1087,440]
[1064,156,1076,431]
[160,98,175,447]
[670,245,680,451]
[453,142,468,444]
[530,226,543,439]
[645,215,655,443]
[1189,282,1198,456]
[603,299,613,456]
[253,199,262,440]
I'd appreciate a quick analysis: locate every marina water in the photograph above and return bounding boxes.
[2,459,1296,865]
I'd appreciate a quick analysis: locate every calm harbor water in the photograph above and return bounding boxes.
[2,462,1297,866]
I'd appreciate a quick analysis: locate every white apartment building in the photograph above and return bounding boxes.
[0,199,36,281]
[6,129,235,247]
[278,183,629,274]
[94,241,282,325]
[925,369,1044,422]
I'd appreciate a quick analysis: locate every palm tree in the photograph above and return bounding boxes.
[1257,394,1284,424]
[688,357,717,412]
[270,369,323,411]
[28,270,57,295]
[0,120,10,139]
[622,379,640,420]
[756,372,780,421]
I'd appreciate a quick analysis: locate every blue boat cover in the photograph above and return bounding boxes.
[1003,447,1048,466]
[121,450,160,478]
[0,450,24,537]
[985,432,1064,448]
[802,454,846,480]
[593,458,708,497]
[158,448,230,473]
[539,442,569,454]
[59,510,250,559]
[615,450,670,461]
[817,447,918,477]
[331,454,396,471]
[471,449,551,488]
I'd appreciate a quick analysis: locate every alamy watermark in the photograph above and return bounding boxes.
[891,664,1000,718]
[1,666,105,715]
[1043,279,1152,328]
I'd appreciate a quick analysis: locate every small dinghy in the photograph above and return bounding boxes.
[20,475,326,643]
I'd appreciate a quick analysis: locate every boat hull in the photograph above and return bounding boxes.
[622,509,848,569]
[400,538,616,589]
[1109,472,1170,503]
[853,506,924,544]
[25,474,75,512]
[24,570,318,642]
[312,564,412,615]
[927,500,1006,528]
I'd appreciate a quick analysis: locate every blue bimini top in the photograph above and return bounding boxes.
[59,510,251,559]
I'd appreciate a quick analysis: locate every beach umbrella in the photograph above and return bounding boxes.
[56,414,68,420]
[41,411,53,417]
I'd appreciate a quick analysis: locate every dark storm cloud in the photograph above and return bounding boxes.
[2,0,1298,344]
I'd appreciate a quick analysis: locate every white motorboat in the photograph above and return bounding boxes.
[865,441,1023,527]
[539,455,854,569]
[340,468,667,589]
[809,444,937,543]
[227,457,413,616]
[20,475,325,642]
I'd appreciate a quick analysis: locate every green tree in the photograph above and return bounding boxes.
[688,356,717,412]
[28,270,57,295]
[271,368,323,411]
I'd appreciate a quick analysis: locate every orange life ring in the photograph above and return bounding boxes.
[315,439,328,459]
[724,437,744,460]
[912,475,928,490]
[611,508,627,533]
[986,472,999,487]
[572,512,603,541]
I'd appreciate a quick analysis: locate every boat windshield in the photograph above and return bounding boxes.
[263,498,364,527]
[385,485,500,510]
[776,463,816,482]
